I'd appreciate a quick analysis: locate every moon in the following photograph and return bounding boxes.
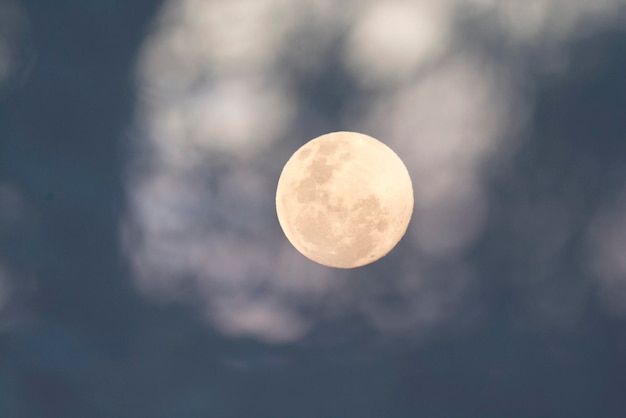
[276,131,413,268]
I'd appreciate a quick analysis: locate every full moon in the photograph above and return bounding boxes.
[276,131,414,268]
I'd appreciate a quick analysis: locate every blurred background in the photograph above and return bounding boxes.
[2,0,626,416]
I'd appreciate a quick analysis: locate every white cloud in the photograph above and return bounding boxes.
[126,0,626,343]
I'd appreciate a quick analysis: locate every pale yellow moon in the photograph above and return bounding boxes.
[276,131,414,268]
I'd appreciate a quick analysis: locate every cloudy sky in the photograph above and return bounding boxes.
[2,0,626,416]
[127,0,626,343]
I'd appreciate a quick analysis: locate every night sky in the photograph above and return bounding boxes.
[2,1,626,417]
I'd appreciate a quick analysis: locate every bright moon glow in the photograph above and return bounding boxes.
[276,131,414,268]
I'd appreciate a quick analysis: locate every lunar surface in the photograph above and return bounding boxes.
[276,131,414,268]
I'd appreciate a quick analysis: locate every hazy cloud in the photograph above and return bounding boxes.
[126,0,626,344]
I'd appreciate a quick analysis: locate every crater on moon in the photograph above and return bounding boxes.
[276,131,413,268]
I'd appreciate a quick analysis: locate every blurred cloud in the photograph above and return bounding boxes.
[0,0,27,89]
[359,53,520,259]
[411,174,488,258]
[483,0,626,46]
[126,0,626,344]
[343,0,453,86]
[587,188,626,317]
[137,78,294,162]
